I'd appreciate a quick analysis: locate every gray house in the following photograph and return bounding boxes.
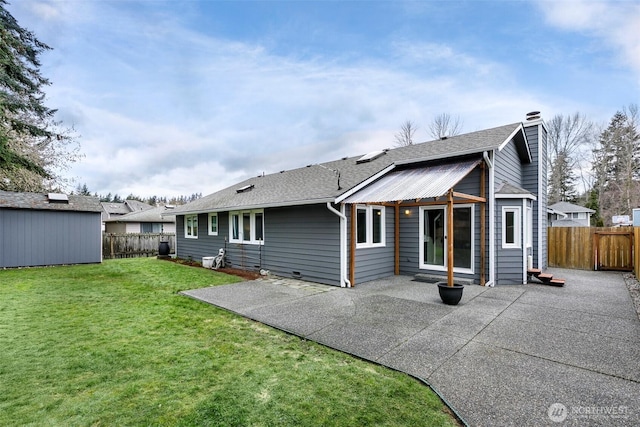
[104,205,176,234]
[0,191,102,268]
[548,201,595,227]
[100,199,153,231]
[170,114,548,286]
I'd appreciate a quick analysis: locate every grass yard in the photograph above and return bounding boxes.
[0,258,458,426]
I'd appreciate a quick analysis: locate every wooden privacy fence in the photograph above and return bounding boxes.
[103,233,176,259]
[548,227,640,276]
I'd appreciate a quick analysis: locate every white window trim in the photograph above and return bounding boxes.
[184,214,198,239]
[418,204,474,274]
[208,213,218,236]
[502,206,521,249]
[355,205,386,249]
[229,209,264,245]
[525,202,533,249]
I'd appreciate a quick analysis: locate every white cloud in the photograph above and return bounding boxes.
[10,1,568,198]
[535,0,640,79]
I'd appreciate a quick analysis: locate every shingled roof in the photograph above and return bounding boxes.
[548,201,595,214]
[105,205,176,223]
[171,122,527,215]
[0,191,102,212]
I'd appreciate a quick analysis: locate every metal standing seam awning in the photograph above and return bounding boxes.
[343,159,481,204]
[342,158,486,288]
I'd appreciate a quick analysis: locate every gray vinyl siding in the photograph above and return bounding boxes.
[494,139,523,189]
[176,204,341,286]
[0,208,101,268]
[539,126,548,269]
[522,123,548,270]
[350,206,395,284]
[263,205,340,285]
[495,199,525,285]
[397,168,483,284]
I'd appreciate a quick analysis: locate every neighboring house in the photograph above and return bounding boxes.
[0,191,102,268]
[100,199,153,230]
[548,201,595,227]
[104,205,176,234]
[169,114,548,286]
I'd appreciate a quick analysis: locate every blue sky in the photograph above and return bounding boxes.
[8,0,640,198]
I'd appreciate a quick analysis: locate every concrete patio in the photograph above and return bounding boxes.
[182,268,640,426]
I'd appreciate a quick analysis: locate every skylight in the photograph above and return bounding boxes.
[47,193,69,203]
[356,150,386,164]
[236,184,255,193]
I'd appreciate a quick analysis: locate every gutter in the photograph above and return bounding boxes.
[326,202,351,288]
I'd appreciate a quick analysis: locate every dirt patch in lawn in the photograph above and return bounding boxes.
[160,256,261,281]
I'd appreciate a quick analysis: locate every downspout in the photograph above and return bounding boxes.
[326,202,351,287]
[483,151,495,287]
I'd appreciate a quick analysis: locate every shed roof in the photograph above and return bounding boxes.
[0,191,102,212]
[170,122,527,215]
[343,159,479,204]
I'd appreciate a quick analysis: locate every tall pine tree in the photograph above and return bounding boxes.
[0,0,80,191]
[592,105,640,224]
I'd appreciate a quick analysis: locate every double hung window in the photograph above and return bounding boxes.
[208,213,218,236]
[185,214,198,238]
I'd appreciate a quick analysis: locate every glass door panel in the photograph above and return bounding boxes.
[423,208,445,267]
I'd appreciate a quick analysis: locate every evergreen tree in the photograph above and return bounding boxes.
[549,150,577,203]
[0,1,80,191]
[75,182,91,196]
[592,105,640,224]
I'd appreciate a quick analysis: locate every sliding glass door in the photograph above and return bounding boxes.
[420,205,473,273]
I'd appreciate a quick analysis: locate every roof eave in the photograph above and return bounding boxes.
[168,197,336,216]
[393,148,487,167]
[498,123,532,163]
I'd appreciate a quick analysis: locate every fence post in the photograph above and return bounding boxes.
[109,233,114,259]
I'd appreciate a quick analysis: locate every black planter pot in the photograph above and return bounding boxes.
[437,282,464,305]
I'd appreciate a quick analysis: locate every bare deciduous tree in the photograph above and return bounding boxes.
[393,120,418,147]
[546,113,595,204]
[428,113,463,140]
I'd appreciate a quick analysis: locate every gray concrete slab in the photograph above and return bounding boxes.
[475,316,640,382]
[183,270,640,426]
[246,291,354,336]
[429,341,639,427]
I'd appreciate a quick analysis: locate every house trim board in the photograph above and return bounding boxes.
[486,150,496,287]
[171,197,336,216]
[497,123,532,163]
[522,198,528,284]
[496,193,537,200]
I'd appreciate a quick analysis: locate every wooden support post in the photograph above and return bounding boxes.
[349,204,356,286]
[447,189,454,287]
[395,203,400,275]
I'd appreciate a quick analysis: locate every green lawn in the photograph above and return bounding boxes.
[0,258,458,426]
